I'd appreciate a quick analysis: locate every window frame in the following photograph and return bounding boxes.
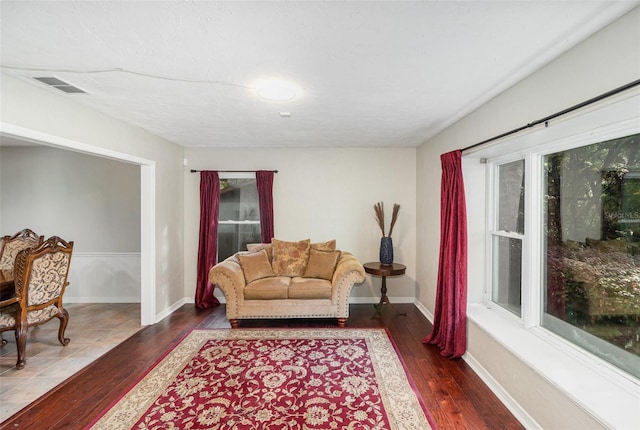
[487,155,527,319]
[487,152,545,328]
[464,90,640,429]
[538,137,640,378]
[482,92,640,378]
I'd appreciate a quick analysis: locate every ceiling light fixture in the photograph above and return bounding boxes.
[252,78,301,101]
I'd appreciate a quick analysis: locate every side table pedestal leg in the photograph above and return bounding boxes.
[372,276,390,318]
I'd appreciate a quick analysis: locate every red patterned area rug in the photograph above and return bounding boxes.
[89,328,435,429]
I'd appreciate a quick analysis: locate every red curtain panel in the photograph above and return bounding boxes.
[195,170,221,309]
[423,150,468,358]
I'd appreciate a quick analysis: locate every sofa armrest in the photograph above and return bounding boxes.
[331,251,365,317]
[208,256,246,319]
[333,252,365,285]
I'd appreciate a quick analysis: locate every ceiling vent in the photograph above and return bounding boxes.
[32,76,89,94]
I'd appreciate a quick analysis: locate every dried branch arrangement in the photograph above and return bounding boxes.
[388,203,400,237]
[374,202,386,236]
[374,201,401,238]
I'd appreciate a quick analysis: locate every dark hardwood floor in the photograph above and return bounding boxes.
[2,304,524,429]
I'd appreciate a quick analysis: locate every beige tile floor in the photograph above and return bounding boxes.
[0,303,141,422]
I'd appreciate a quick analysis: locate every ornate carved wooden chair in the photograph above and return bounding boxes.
[0,229,44,345]
[0,228,44,271]
[0,236,74,369]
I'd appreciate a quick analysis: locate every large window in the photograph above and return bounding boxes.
[218,176,261,261]
[542,134,640,378]
[488,133,640,379]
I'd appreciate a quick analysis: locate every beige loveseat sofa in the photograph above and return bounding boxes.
[209,239,365,327]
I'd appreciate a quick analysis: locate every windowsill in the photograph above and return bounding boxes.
[467,303,640,429]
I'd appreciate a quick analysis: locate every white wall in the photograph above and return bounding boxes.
[0,72,185,318]
[0,146,140,252]
[183,147,417,303]
[416,6,640,429]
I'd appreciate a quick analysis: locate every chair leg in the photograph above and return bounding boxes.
[15,325,27,370]
[57,308,70,346]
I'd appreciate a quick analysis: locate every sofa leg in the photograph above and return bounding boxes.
[229,319,239,329]
[337,318,347,328]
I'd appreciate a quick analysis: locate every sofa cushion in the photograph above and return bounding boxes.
[271,238,311,277]
[288,277,332,300]
[311,239,336,252]
[244,276,290,300]
[246,243,274,261]
[303,249,341,280]
[237,249,276,284]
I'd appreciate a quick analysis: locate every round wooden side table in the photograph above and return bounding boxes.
[363,262,406,317]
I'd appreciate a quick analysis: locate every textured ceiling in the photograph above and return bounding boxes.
[1,1,638,148]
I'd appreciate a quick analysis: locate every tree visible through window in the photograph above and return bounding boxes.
[543,133,640,378]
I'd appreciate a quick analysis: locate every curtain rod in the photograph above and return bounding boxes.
[190,169,278,173]
[462,78,640,153]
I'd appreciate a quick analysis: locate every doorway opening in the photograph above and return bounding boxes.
[0,124,156,325]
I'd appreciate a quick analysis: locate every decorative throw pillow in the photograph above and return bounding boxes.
[237,249,276,284]
[303,249,341,280]
[246,243,273,261]
[271,238,311,277]
[311,239,337,252]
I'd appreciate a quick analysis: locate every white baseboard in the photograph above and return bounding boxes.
[413,299,434,322]
[462,351,540,429]
[154,298,188,324]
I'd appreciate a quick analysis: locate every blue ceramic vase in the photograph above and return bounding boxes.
[379,237,393,265]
